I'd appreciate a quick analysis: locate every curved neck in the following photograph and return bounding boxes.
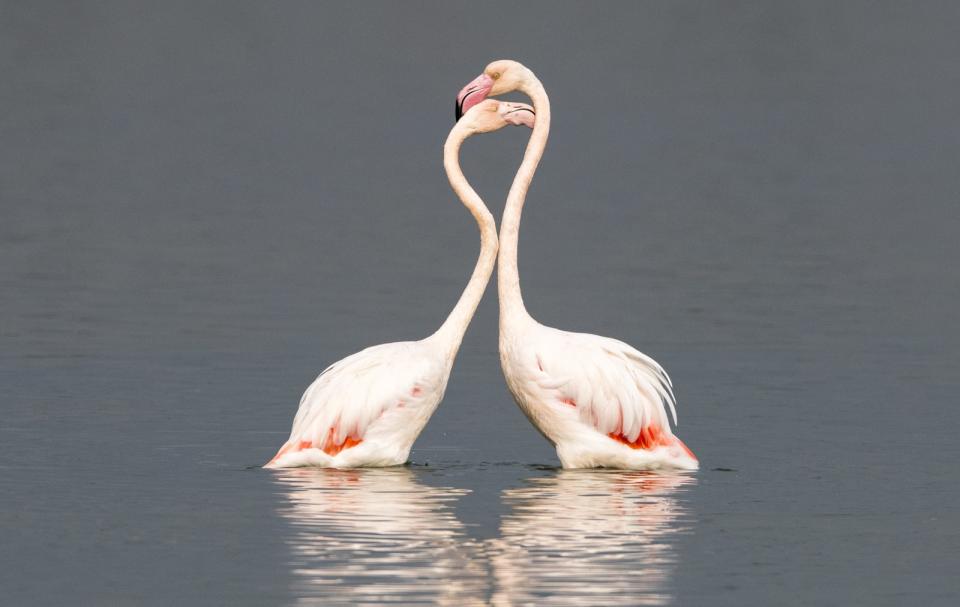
[499,77,550,329]
[427,127,499,359]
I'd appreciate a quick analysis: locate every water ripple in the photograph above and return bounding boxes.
[488,470,696,606]
[271,467,695,606]
[271,468,488,606]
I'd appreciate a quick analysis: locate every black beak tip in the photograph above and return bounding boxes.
[455,99,463,122]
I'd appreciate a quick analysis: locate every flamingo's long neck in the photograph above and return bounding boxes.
[499,78,550,330]
[428,127,498,359]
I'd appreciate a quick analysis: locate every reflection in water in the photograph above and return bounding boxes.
[488,471,696,607]
[271,468,487,606]
[272,468,695,606]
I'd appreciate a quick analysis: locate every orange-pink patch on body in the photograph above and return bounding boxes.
[321,427,362,456]
[608,425,697,460]
[265,429,363,465]
[266,440,313,466]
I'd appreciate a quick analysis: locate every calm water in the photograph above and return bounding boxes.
[2,2,959,605]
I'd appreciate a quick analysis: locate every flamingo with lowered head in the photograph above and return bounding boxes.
[266,99,535,468]
[456,60,698,470]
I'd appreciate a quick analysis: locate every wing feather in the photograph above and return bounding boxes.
[533,329,678,442]
[287,341,438,450]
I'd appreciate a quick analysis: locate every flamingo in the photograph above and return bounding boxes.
[456,60,698,470]
[266,99,535,468]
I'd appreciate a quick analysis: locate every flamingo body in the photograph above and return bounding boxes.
[501,321,697,470]
[266,341,448,468]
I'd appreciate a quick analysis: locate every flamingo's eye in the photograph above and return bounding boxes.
[492,72,501,79]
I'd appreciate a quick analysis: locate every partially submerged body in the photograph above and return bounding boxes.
[266,341,446,468]
[266,99,534,469]
[502,320,697,471]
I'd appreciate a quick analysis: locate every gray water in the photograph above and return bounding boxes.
[3,2,959,605]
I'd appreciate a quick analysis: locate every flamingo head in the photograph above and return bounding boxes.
[458,99,535,134]
[455,59,534,120]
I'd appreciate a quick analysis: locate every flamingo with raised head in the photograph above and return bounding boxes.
[266,99,535,468]
[456,60,698,470]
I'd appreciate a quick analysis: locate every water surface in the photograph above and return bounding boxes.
[2,2,959,605]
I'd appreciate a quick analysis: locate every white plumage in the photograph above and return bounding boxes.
[501,321,696,470]
[266,341,449,468]
[265,99,535,468]
[457,59,698,469]
[291,343,439,447]
[524,330,676,437]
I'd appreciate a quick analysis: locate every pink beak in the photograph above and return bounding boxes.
[500,102,536,128]
[455,73,494,121]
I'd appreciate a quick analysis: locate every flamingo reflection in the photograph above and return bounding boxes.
[487,471,695,606]
[271,468,487,606]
